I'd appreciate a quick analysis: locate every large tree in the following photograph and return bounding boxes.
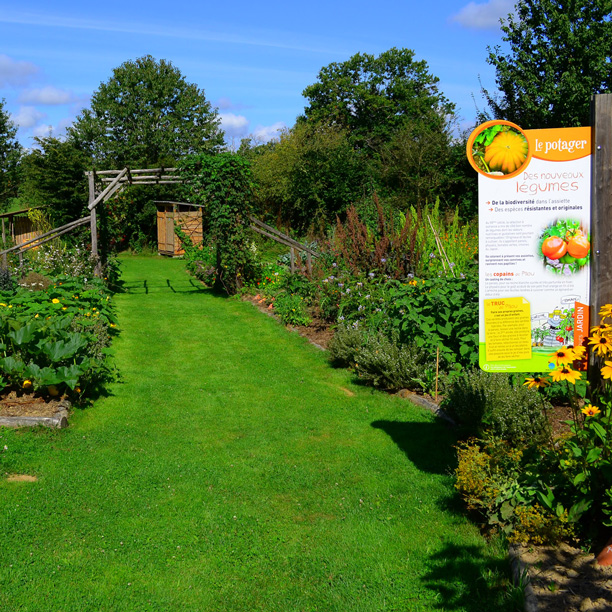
[485,0,612,128]
[248,122,368,231]
[69,55,223,168]
[0,99,21,209]
[300,48,456,153]
[19,136,88,227]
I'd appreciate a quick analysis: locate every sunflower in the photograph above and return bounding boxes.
[549,347,575,366]
[550,367,582,384]
[581,405,601,417]
[523,376,549,388]
[571,345,586,359]
[601,361,612,380]
[589,333,612,356]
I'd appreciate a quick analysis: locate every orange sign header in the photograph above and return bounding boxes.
[526,127,591,162]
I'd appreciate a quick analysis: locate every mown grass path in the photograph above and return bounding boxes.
[1,256,510,611]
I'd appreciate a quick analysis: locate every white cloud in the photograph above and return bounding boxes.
[451,0,515,30]
[18,86,74,105]
[219,113,250,138]
[0,10,338,54]
[32,124,55,138]
[13,106,46,129]
[252,122,285,143]
[0,54,39,87]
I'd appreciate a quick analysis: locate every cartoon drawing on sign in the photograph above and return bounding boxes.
[531,306,575,349]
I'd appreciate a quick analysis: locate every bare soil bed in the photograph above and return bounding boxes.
[0,390,71,428]
[514,543,612,611]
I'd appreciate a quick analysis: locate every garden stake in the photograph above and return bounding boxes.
[427,214,455,277]
[435,347,439,402]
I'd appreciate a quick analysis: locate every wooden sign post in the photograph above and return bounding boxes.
[590,93,612,318]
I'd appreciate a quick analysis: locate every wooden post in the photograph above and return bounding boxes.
[591,94,612,319]
[307,252,312,276]
[1,218,6,268]
[88,172,101,276]
[290,247,295,274]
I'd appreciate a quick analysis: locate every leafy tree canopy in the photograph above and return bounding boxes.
[69,55,223,168]
[0,99,22,208]
[19,136,88,227]
[300,48,456,152]
[249,122,368,231]
[485,0,612,128]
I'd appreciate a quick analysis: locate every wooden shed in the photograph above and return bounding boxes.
[156,202,203,256]
[1,208,43,249]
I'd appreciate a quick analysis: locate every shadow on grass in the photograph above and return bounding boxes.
[371,420,458,475]
[120,278,214,295]
[421,542,513,612]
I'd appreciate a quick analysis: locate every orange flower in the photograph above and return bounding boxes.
[549,347,575,366]
[550,367,582,384]
[581,405,601,417]
[589,333,612,356]
[523,376,549,389]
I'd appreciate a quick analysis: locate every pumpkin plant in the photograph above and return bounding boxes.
[470,124,528,176]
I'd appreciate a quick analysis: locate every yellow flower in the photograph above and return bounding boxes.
[589,333,612,356]
[34,314,39,318]
[52,298,60,304]
[581,405,601,417]
[0,303,6,307]
[590,323,612,335]
[599,304,612,318]
[572,345,586,359]
[549,347,575,366]
[550,367,582,384]
[523,376,549,388]
[602,361,612,380]
[22,380,32,390]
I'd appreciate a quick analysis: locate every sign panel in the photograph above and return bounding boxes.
[467,122,591,372]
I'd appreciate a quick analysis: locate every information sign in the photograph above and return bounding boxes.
[467,121,591,372]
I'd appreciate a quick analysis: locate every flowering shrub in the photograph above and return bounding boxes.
[454,304,612,545]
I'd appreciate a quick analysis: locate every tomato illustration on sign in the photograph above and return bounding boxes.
[539,219,590,274]
[541,236,567,260]
[567,233,590,259]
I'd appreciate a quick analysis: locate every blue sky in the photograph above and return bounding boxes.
[0,0,515,149]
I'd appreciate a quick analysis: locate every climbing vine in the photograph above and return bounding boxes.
[180,153,258,294]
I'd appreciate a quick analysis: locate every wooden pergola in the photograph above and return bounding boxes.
[86,167,182,271]
[1,165,318,276]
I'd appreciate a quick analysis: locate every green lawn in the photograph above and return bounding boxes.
[0,255,513,611]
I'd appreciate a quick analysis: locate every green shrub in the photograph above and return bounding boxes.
[443,369,550,446]
[329,325,436,392]
[328,324,363,367]
[0,267,14,291]
[273,292,311,326]
[454,436,575,545]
